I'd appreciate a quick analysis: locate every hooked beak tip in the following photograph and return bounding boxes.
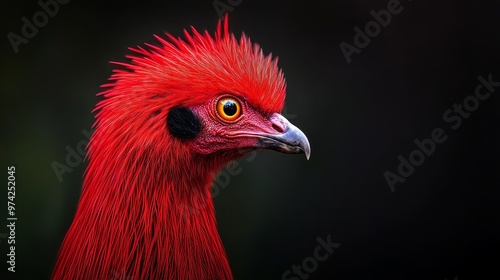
[305,146,311,160]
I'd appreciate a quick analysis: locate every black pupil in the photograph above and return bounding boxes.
[223,101,237,116]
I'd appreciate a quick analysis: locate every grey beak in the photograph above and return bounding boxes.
[255,113,311,160]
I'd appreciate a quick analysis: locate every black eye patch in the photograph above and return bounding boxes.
[167,107,202,140]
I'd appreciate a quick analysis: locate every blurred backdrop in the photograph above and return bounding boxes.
[1,0,499,279]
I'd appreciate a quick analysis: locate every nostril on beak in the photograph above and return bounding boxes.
[270,114,287,133]
[272,123,286,133]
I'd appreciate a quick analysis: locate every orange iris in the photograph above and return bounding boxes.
[216,97,242,121]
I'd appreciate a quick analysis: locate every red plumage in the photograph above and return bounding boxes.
[52,16,308,280]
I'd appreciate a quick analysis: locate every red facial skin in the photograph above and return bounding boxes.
[189,94,286,156]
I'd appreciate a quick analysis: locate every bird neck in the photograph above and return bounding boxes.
[53,149,233,280]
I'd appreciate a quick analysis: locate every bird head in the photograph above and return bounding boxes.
[94,16,310,176]
[53,16,311,280]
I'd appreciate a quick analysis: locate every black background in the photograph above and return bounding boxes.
[1,0,499,279]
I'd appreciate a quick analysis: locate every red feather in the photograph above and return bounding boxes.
[52,16,286,280]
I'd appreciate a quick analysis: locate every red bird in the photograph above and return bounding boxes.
[52,16,310,280]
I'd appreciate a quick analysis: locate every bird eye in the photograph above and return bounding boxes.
[217,97,242,122]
